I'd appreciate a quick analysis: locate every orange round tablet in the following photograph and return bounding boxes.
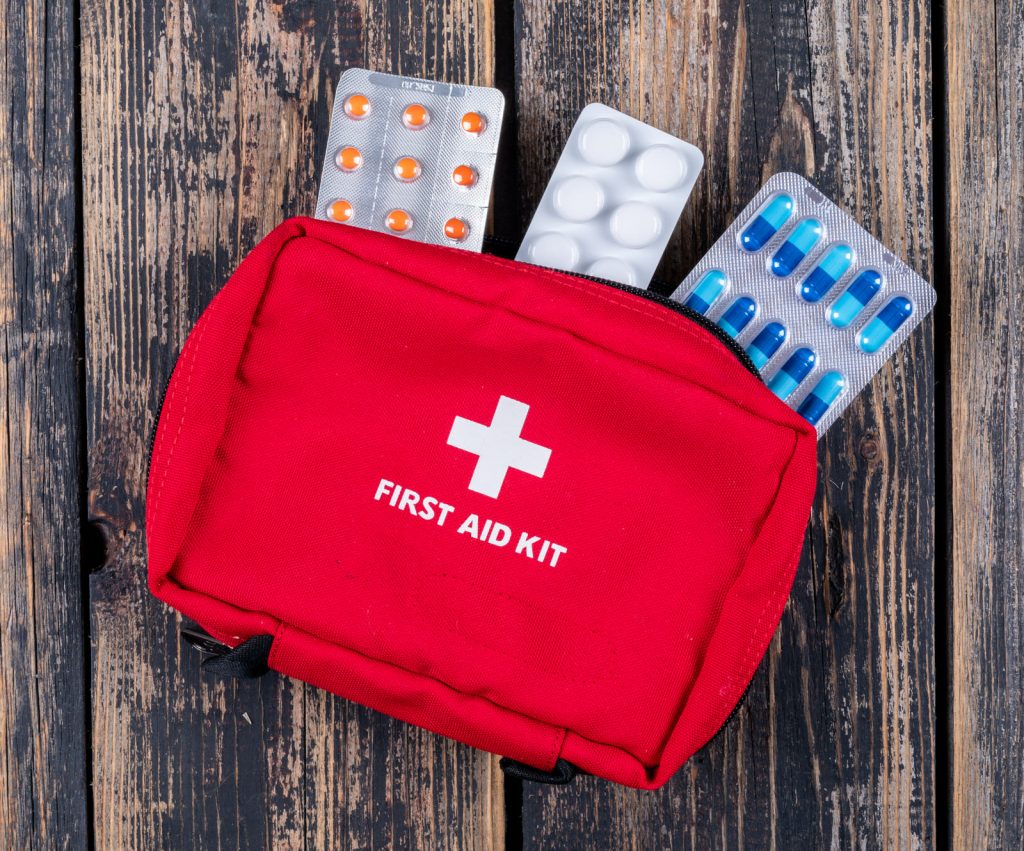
[343,93,371,119]
[402,103,430,129]
[461,111,486,136]
[385,209,413,233]
[327,199,353,223]
[335,145,362,172]
[452,164,478,188]
[443,217,469,242]
[393,156,422,182]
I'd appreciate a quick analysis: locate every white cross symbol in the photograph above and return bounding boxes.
[446,396,552,499]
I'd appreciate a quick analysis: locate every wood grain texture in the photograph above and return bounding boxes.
[514,1,935,847]
[0,0,90,847]
[81,1,502,847]
[948,0,1024,846]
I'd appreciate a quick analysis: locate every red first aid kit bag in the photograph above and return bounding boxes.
[146,217,817,789]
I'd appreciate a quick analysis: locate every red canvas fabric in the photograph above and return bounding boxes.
[146,217,818,789]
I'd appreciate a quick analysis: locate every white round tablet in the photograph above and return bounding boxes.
[553,176,606,222]
[609,202,663,248]
[586,257,637,286]
[578,119,631,166]
[527,232,580,269]
[634,145,688,192]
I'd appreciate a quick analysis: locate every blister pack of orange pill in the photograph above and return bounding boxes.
[315,68,505,252]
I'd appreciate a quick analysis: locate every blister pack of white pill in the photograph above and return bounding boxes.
[315,68,505,251]
[670,172,936,436]
[515,104,704,288]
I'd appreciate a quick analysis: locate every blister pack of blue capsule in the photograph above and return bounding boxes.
[671,172,936,436]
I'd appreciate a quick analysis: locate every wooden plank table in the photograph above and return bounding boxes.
[0,0,1019,847]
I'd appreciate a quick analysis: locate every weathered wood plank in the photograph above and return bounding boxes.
[81,1,502,847]
[948,0,1024,846]
[515,1,935,846]
[0,0,90,847]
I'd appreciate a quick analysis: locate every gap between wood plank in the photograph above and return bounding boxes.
[71,0,98,845]
[930,0,952,847]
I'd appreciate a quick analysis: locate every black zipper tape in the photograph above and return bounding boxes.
[482,234,761,379]
[544,267,761,378]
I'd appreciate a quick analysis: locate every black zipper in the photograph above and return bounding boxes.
[481,234,761,380]
[145,359,179,486]
[552,268,760,379]
[702,678,754,750]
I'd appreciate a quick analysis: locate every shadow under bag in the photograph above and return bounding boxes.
[146,217,817,789]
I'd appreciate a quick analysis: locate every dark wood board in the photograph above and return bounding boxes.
[514,1,936,847]
[81,1,503,847]
[4,0,1019,845]
[948,0,1024,846]
[0,0,90,848]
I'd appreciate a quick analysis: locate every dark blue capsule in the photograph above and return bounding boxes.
[829,269,883,328]
[799,243,855,302]
[746,322,787,370]
[857,296,914,353]
[740,194,795,252]
[683,269,728,315]
[768,347,817,400]
[717,296,757,338]
[797,371,846,426]
[770,218,824,278]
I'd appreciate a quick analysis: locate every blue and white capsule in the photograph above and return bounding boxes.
[745,322,787,370]
[768,347,817,400]
[857,296,914,353]
[797,371,846,426]
[717,296,757,338]
[799,243,854,302]
[770,218,824,277]
[684,269,729,315]
[828,269,883,328]
[740,193,796,252]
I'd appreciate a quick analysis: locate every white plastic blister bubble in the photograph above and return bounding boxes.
[315,68,505,252]
[671,172,937,437]
[516,104,704,288]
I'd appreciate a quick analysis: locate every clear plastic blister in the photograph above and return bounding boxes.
[516,104,704,288]
[315,68,505,252]
[671,172,936,436]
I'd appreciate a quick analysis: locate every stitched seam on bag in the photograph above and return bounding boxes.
[552,487,807,781]
[550,726,567,766]
[150,224,308,585]
[160,574,556,724]
[258,605,565,761]
[302,234,807,435]
[645,429,807,780]
[735,432,805,678]
[150,305,216,542]
[154,572,641,773]
[268,622,289,670]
